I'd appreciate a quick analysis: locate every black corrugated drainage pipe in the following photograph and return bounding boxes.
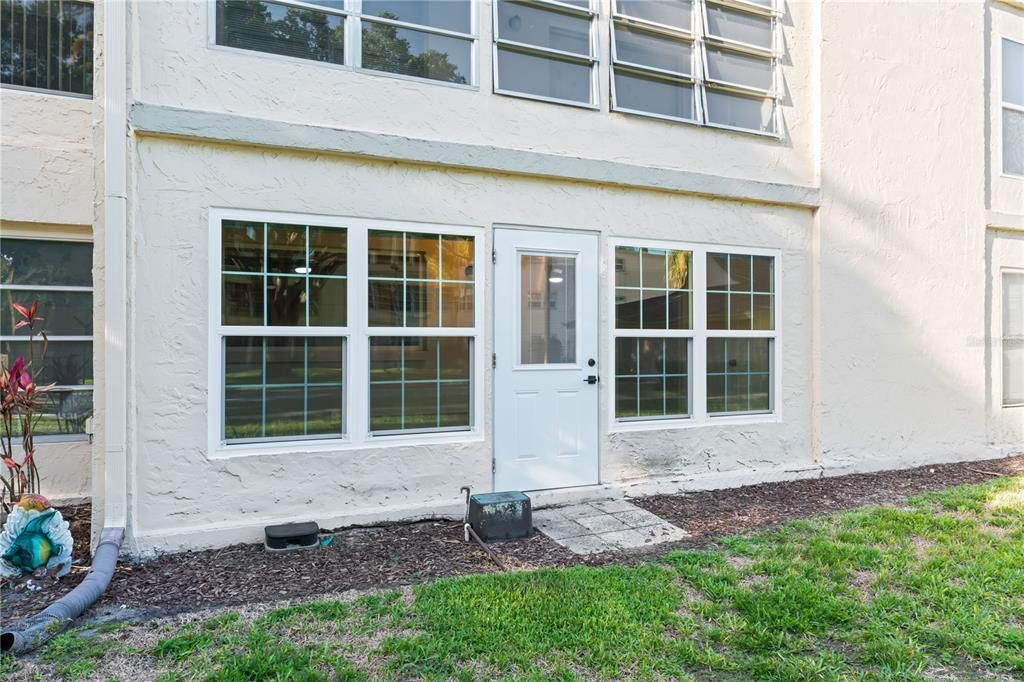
[1,527,124,655]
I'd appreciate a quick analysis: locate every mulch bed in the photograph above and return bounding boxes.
[2,455,1022,623]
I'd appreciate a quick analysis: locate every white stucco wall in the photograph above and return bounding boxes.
[129,0,817,189]
[0,90,95,504]
[817,2,995,470]
[123,136,814,552]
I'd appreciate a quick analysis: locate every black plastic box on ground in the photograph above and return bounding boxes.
[469,491,532,541]
[264,521,319,553]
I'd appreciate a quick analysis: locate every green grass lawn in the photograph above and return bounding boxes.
[8,473,1024,681]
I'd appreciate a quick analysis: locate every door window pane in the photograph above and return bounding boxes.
[520,254,577,364]
[615,337,689,419]
[496,48,593,104]
[223,336,344,441]
[216,0,344,65]
[1,0,93,95]
[706,338,771,415]
[1003,273,1024,405]
[369,336,471,432]
[361,22,471,84]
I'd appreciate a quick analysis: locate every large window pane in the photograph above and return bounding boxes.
[361,21,470,84]
[707,338,771,415]
[1004,273,1024,406]
[1,340,92,387]
[496,1,590,55]
[369,336,470,432]
[1004,38,1024,107]
[520,254,576,364]
[704,3,772,49]
[706,88,775,133]
[614,26,691,74]
[706,252,774,331]
[0,290,91,336]
[0,238,92,286]
[1003,109,1024,177]
[616,247,692,331]
[215,0,344,65]
[362,0,471,33]
[614,72,694,120]
[496,48,592,103]
[223,336,344,441]
[615,337,689,419]
[705,46,772,91]
[616,0,691,31]
[0,0,93,95]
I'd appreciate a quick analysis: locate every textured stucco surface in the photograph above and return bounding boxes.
[125,138,814,553]
[130,0,817,188]
[817,2,994,470]
[0,90,95,226]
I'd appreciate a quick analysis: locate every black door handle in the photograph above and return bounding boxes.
[584,375,599,385]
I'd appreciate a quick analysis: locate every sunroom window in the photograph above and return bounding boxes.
[215,0,475,85]
[493,0,597,106]
[1,0,94,96]
[0,237,94,438]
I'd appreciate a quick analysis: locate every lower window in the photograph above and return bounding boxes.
[224,336,345,442]
[706,338,771,415]
[369,336,471,433]
[615,337,689,420]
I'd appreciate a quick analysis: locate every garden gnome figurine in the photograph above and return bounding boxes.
[0,495,73,578]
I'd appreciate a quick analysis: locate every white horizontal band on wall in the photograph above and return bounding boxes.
[128,103,821,209]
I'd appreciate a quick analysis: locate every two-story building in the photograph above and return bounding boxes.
[1,0,1022,554]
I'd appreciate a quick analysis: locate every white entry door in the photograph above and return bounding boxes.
[493,228,600,491]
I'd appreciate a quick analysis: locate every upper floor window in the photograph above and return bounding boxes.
[610,0,778,134]
[1002,38,1024,176]
[215,0,475,86]
[492,0,597,106]
[0,0,93,97]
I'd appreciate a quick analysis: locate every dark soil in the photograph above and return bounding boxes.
[2,455,1022,623]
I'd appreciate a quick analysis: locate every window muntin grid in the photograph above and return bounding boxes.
[706,337,770,415]
[224,336,345,442]
[1,0,94,97]
[367,230,474,328]
[615,337,689,419]
[369,336,471,433]
[707,252,773,331]
[610,0,779,134]
[614,246,692,330]
[493,0,598,107]
[214,0,476,86]
[222,220,348,328]
[0,237,94,438]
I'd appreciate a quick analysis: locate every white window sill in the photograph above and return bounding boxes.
[609,412,780,434]
[209,430,485,460]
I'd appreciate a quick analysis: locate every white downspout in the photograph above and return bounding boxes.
[103,0,129,530]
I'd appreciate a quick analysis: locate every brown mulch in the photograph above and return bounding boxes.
[1,455,1022,623]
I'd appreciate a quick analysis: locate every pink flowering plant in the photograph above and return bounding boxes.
[0,301,52,515]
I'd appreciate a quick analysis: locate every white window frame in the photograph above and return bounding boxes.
[208,0,479,90]
[1001,267,1024,408]
[0,233,94,443]
[1001,36,1024,179]
[492,0,600,108]
[609,0,781,137]
[208,208,485,459]
[607,238,781,433]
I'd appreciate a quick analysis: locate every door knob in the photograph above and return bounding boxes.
[584,375,599,385]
